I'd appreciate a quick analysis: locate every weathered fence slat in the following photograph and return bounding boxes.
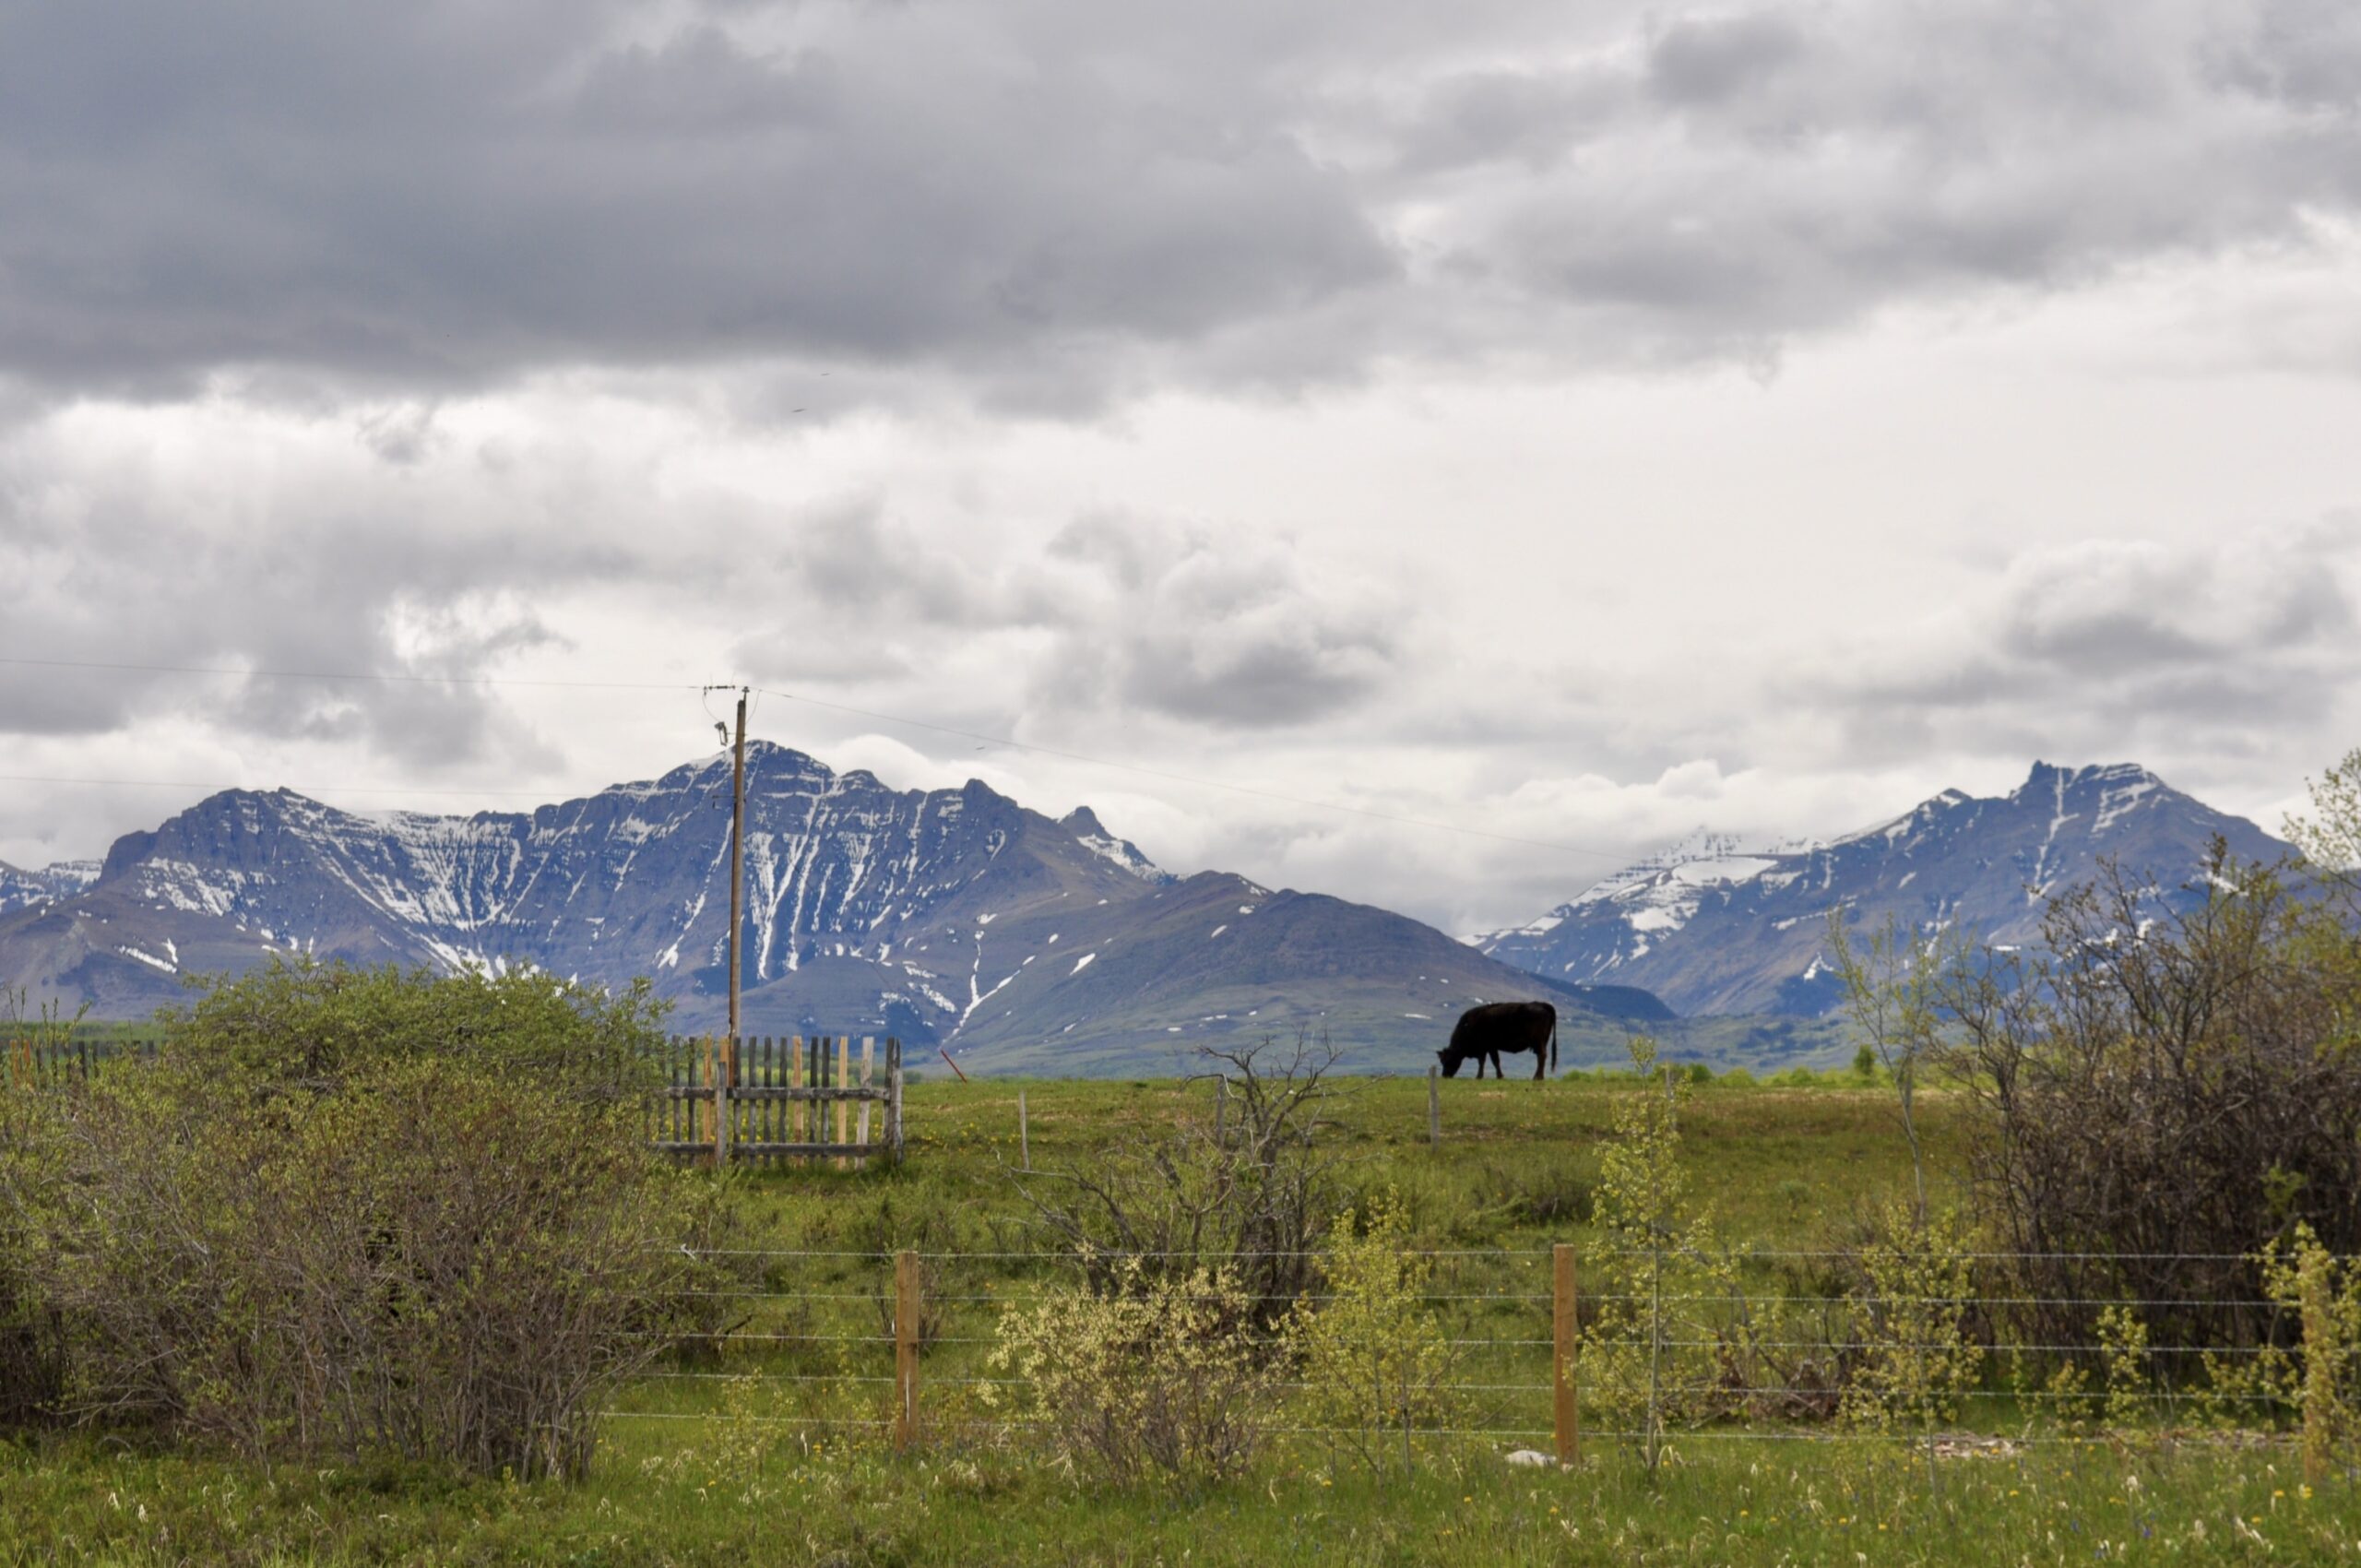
[790,1034,805,1146]
[18,1030,903,1170]
[858,1036,874,1171]
[835,1036,850,1172]
[647,1032,903,1168]
[7,1038,161,1089]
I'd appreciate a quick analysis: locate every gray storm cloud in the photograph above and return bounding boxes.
[1806,522,2361,766]
[3,0,2359,939]
[0,0,2356,405]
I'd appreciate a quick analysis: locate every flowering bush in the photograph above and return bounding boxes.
[987,1257,1277,1485]
[1287,1194,1459,1472]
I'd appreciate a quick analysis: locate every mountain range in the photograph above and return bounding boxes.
[1,753,2290,1072]
[1474,761,2288,1016]
[0,744,1663,1074]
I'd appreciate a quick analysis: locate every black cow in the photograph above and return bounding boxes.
[1437,1001,1558,1081]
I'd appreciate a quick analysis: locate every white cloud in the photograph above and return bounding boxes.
[4,0,2361,944]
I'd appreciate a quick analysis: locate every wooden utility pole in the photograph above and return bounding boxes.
[727,691,747,1048]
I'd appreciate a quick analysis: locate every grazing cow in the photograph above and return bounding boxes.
[1437,1001,1558,1081]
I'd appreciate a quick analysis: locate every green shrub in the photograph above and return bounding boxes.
[1,959,719,1479]
[1580,1038,1759,1467]
[987,1258,1277,1485]
[0,1075,66,1430]
[1838,1200,1984,1445]
[1007,1036,1340,1324]
[1287,1195,1459,1472]
[1939,850,2361,1353]
[157,955,661,1096]
[1,988,81,1430]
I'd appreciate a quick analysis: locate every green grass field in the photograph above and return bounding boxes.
[6,1072,2357,1565]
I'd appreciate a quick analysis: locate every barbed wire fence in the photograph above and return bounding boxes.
[19,1041,2355,1481]
[600,1243,2361,1484]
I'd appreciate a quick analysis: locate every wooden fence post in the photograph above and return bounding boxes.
[790,1035,806,1160]
[895,1248,921,1451]
[836,1036,851,1170]
[1554,1242,1581,1467]
[858,1037,875,1170]
[1428,1064,1442,1151]
[1019,1087,1031,1171]
[713,1034,735,1168]
[889,1039,906,1164]
[697,1034,714,1163]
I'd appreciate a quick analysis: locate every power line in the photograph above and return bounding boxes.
[0,655,700,694]
[752,685,1636,863]
[0,773,578,801]
[0,653,1646,863]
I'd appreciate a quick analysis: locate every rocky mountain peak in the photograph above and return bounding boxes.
[1479,761,2285,1017]
[2,749,1632,1073]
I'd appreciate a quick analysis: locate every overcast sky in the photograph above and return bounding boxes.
[5,0,2360,935]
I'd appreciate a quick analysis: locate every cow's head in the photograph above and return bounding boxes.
[1436,1046,1467,1079]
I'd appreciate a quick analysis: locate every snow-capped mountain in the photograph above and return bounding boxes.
[1476,762,2290,1017]
[0,743,1662,1071]
[0,858,99,919]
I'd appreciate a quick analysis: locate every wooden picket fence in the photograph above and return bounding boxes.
[649,1034,904,1169]
[3,1038,157,1088]
[6,1031,904,1170]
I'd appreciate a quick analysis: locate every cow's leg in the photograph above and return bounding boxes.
[1532,1048,1545,1082]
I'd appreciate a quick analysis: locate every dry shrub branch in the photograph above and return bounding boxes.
[1936,849,2361,1355]
[1005,1033,1344,1324]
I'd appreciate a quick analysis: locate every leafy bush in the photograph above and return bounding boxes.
[1,988,81,1429]
[1579,1037,1774,1466]
[2201,1226,2361,1464]
[987,1258,1277,1485]
[1287,1194,1459,1472]
[0,958,721,1478]
[1008,1035,1341,1324]
[156,955,660,1096]
[1837,1200,1984,1443]
[0,1080,65,1430]
[1936,851,2361,1353]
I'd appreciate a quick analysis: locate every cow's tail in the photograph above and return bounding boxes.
[1549,1010,1559,1074]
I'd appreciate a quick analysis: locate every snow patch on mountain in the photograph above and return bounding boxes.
[1478,761,2284,1019]
[1060,806,1171,884]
